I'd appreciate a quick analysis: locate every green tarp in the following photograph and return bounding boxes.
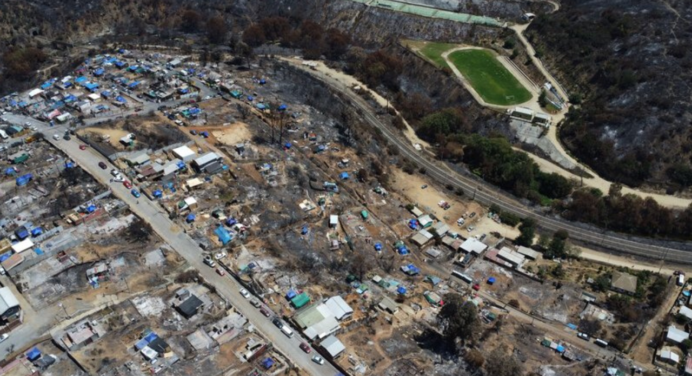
[291,292,310,308]
[13,154,29,164]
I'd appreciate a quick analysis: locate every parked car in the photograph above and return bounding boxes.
[299,342,311,353]
[251,299,261,308]
[0,333,8,343]
[131,189,140,198]
[123,180,132,189]
[216,267,225,276]
[239,288,251,299]
[260,307,270,317]
[190,130,197,135]
[577,332,590,341]
[311,355,324,365]
[110,169,120,177]
[203,256,216,268]
[272,318,283,329]
[472,283,480,291]
[98,162,107,169]
[53,134,60,141]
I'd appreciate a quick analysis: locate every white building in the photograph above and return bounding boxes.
[460,238,487,255]
[172,145,196,162]
[325,296,353,321]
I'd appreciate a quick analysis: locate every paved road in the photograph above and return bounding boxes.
[279,59,692,265]
[4,114,335,376]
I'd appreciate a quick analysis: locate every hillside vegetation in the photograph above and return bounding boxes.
[527,0,692,191]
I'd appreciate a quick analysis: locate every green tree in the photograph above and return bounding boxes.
[515,218,536,246]
[438,293,481,345]
[538,90,548,107]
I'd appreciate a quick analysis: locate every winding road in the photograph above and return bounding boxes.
[279,57,692,265]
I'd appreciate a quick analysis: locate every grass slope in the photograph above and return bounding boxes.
[419,42,456,69]
[448,49,532,106]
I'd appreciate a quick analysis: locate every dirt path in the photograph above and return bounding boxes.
[278,57,431,151]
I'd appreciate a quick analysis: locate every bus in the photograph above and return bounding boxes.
[452,270,473,284]
[594,339,608,348]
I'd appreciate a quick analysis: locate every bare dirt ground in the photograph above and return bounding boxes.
[83,127,130,149]
[212,122,252,146]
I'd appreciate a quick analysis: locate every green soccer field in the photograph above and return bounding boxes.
[447,49,533,106]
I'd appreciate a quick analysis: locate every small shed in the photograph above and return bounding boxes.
[329,215,339,228]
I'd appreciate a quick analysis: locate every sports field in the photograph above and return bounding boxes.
[447,49,532,106]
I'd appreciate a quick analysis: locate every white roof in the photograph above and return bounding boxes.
[329,215,339,225]
[87,93,100,101]
[0,287,19,315]
[660,348,680,363]
[11,238,34,253]
[172,145,195,159]
[163,159,182,175]
[304,305,341,340]
[680,306,692,320]
[418,215,433,225]
[141,346,158,360]
[534,112,551,120]
[667,325,689,343]
[460,238,487,255]
[410,207,423,217]
[432,222,450,235]
[127,153,150,165]
[193,152,221,167]
[321,335,345,357]
[28,89,44,97]
[497,247,526,266]
[184,197,197,206]
[325,296,353,321]
[512,106,534,116]
[186,178,204,188]
[516,245,540,259]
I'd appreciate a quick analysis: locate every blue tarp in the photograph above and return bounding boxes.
[487,277,496,284]
[16,174,32,186]
[301,225,309,235]
[116,96,127,103]
[408,220,419,230]
[152,190,162,198]
[247,96,254,101]
[101,91,111,98]
[256,103,266,110]
[40,82,52,90]
[397,286,407,294]
[397,246,409,255]
[64,94,77,102]
[259,79,266,85]
[15,228,29,240]
[286,290,297,300]
[566,323,578,330]
[5,168,16,175]
[340,172,349,180]
[189,108,201,115]
[75,76,87,84]
[374,242,382,251]
[0,252,11,262]
[26,347,41,361]
[214,226,232,245]
[85,83,99,91]
[225,218,237,226]
[128,81,140,89]
[261,358,274,369]
[144,332,158,343]
[278,104,287,111]
[65,162,75,168]
[178,88,189,94]
[115,61,127,68]
[34,248,44,255]
[94,68,105,76]
[186,214,196,222]
[284,142,292,149]
[135,338,149,350]
[556,345,565,353]
[86,205,97,213]
[31,228,43,236]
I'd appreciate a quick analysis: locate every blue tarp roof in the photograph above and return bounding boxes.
[286,290,297,300]
[374,242,382,251]
[101,91,111,97]
[135,338,149,350]
[186,214,196,222]
[556,345,565,353]
[128,81,140,88]
[408,220,419,230]
[225,218,237,226]
[214,226,232,245]
[259,79,266,85]
[5,168,16,175]
[256,103,266,110]
[247,96,254,101]
[143,332,158,343]
[487,277,496,284]
[31,228,43,236]
[178,88,189,94]
[189,108,201,115]
[64,94,77,102]
[86,205,97,213]
[75,76,87,83]
[115,61,126,68]
[0,252,11,262]
[94,68,105,76]
[340,172,349,179]
[284,142,292,149]
[261,358,274,369]
[26,347,41,361]
[116,96,127,103]
[397,247,409,255]
[278,104,287,111]
[397,286,407,294]
[34,248,43,255]
[153,190,162,197]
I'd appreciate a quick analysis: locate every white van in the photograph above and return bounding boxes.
[594,339,608,348]
[0,130,7,139]
[280,326,294,338]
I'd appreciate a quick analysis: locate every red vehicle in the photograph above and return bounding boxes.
[299,342,311,353]
[216,267,225,276]
[123,180,132,189]
[79,144,87,150]
[260,307,270,317]
[472,283,480,291]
